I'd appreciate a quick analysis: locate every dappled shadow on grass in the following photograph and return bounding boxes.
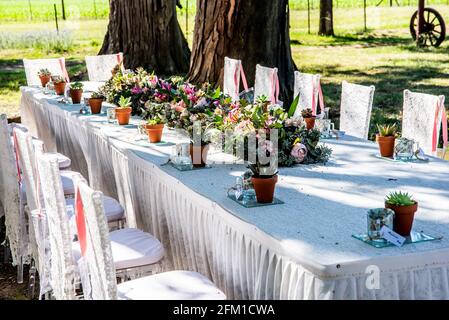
[291,33,413,48]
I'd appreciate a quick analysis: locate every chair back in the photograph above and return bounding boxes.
[85,53,124,82]
[23,57,69,86]
[402,90,447,156]
[293,71,324,117]
[36,153,77,300]
[254,64,280,105]
[223,57,249,101]
[339,81,375,140]
[74,175,118,300]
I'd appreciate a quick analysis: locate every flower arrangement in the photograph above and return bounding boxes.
[51,75,66,95]
[38,68,52,87]
[88,91,105,114]
[69,81,84,104]
[376,123,398,158]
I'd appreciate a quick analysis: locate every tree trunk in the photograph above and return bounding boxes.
[319,0,334,36]
[188,0,296,105]
[100,0,190,75]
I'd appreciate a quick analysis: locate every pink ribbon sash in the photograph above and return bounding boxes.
[233,61,249,98]
[58,58,70,83]
[75,187,87,257]
[431,97,448,154]
[311,77,325,117]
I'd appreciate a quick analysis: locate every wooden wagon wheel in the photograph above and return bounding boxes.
[410,7,446,47]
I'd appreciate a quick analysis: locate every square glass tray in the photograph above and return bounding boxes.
[352,230,442,248]
[373,154,429,163]
[227,194,284,208]
[167,161,212,171]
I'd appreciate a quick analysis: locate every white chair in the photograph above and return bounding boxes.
[223,57,249,101]
[0,114,27,284]
[254,64,281,105]
[85,53,124,82]
[23,58,70,86]
[74,176,226,300]
[339,81,375,140]
[293,71,325,117]
[402,90,448,157]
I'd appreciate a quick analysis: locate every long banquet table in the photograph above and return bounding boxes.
[20,85,449,299]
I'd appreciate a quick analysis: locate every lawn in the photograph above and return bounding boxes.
[2,4,449,140]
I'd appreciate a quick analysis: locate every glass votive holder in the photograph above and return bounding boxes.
[367,208,395,241]
[394,138,415,161]
[106,107,117,124]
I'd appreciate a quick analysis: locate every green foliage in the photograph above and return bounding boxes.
[377,123,397,137]
[288,94,300,118]
[117,96,131,108]
[301,108,314,118]
[0,31,74,53]
[385,191,416,206]
[37,68,51,76]
[70,81,83,90]
[51,75,65,84]
[90,91,104,99]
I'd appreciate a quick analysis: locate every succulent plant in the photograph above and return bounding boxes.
[70,81,84,90]
[117,96,132,108]
[385,191,416,206]
[38,68,51,76]
[51,75,65,84]
[301,108,314,118]
[377,123,397,137]
[90,91,104,99]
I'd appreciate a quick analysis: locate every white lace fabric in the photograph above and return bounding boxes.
[85,53,123,82]
[402,90,445,156]
[254,64,279,104]
[293,71,321,117]
[223,57,244,101]
[23,58,69,86]
[339,81,375,140]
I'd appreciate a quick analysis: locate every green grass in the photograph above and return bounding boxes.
[2,5,449,141]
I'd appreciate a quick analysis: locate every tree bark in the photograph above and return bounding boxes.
[188,0,297,104]
[319,0,334,36]
[100,0,190,75]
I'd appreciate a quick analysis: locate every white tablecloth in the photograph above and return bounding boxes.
[20,85,449,299]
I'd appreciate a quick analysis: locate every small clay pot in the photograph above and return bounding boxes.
[115,107,132,125]
[54,82,66,95]
[251,175,278,203]
[189,143,210,167]
[88,98,103,114]
[304,117,316,130]
[376,135,395,158]
[39,75,51,87]
[145,123,164,143]
[70,88,83,104]
[385,202,418,236]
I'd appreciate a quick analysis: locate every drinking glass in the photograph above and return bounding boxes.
[367,208,394,241]
[106,107,117,124]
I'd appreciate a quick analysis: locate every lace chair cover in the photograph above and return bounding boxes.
[85,53,124,82]
[223,57,249,101]
[74,175,118,300]
[36,153,77,300]
[339,81,375,140]
[0,114,27,267]
[23,58,69,86]
[293,71,324,117]
[254,64,280,105]
[402,90,447,156]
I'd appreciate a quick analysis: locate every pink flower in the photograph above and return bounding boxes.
[183,84,195,95]
[261,140,275,154]
[154,92,168,102]
[131,86,143,95]
[161,82,172,91]
[188,93,199,104]
[172,100,186,112]
[291,143,307,163]
[147,75,159,88]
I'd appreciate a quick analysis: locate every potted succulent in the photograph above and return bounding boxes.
[248,160,279,204]
[88,91,104,114]
[385,191,418,236]
[115,96,132,125]
[52,75,66,95]
[37,68,51,87]
[69,81,84,104]
[376,124,397,158]
[144,102,166,143]
[301,108,316,130]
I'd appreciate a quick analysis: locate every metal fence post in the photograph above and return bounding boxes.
[54,4,59,33]
[61,0,66,20]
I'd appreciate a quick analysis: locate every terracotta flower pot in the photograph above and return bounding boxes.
[376,135,395,158]
[189,143,210,167]
[385,202,418,236]
[70,88,83,104]
[88,98,103,114]
[304,117,316,130]
[115,107,132,125]
[251,175,278,203]
[145,123,164,143]
[54,82,66,95]
[39,75,51,87]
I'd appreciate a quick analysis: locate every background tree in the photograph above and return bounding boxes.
[100,0,190,75]
[188,0,297,104]
[319,0,334,36]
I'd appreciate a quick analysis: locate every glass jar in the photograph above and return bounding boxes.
[367,208,395,241]
[106,107,117,124]
[394,138,415,161]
